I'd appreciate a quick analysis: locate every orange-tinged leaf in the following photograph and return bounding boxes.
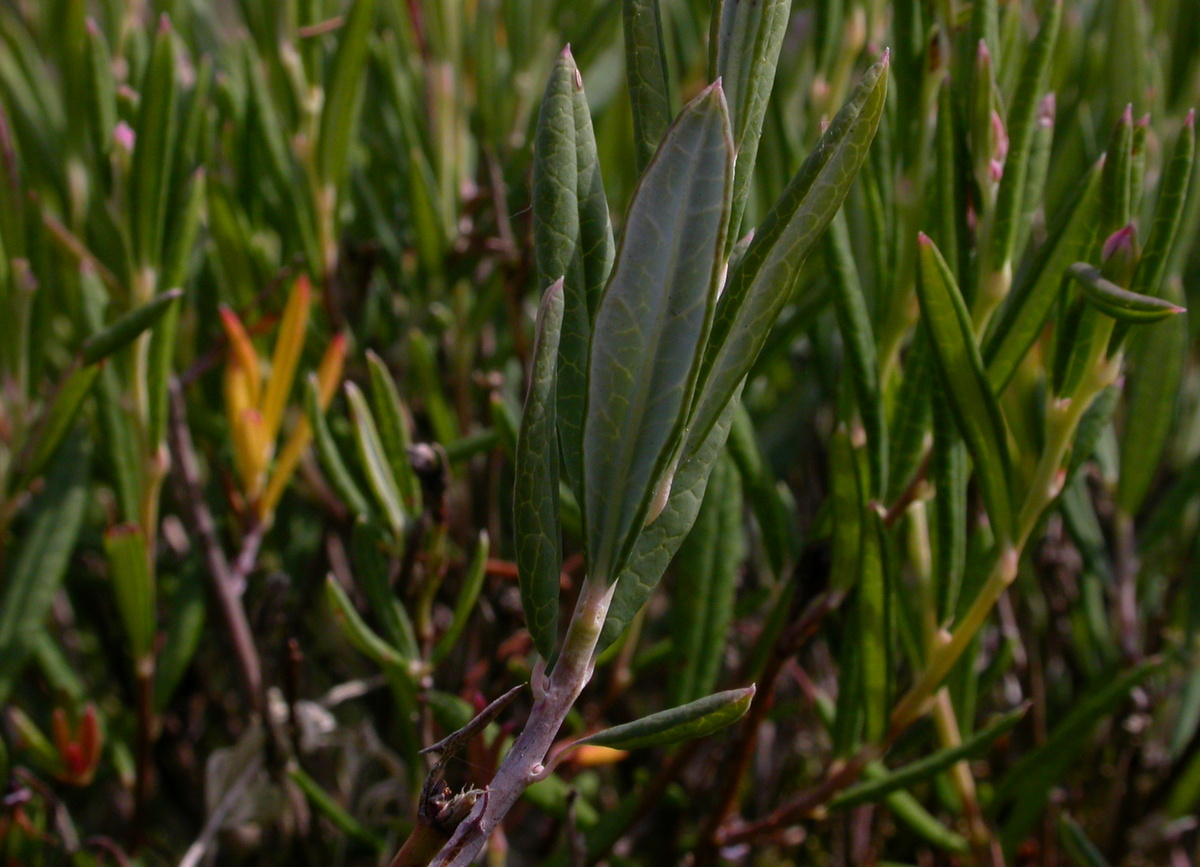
[572,744,629,767]
[261,275,312,444]
[220,305,261,404]
[259,333,348,521]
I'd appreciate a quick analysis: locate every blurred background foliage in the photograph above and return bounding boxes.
[1,0,1200,864]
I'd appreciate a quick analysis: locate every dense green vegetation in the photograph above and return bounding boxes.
[2,0,1200,864]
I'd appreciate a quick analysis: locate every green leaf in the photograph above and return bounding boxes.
[130,15,178,271]
[725,403,796,578]
[1117,307,1187,515]
[687,55,889,457]
[317,0,376,189]
[994,657,1164,853]
[81,287,183,366]
[831,704,1027,811]
[324,574,409,672]
[582,81,733,584]
[515,280,565,659]
[622,0,672,172]
[154,568,206,711]
[985,157,1104,392]
[306,377,373,521]
[433,531,489,665]
[1131,111,1195,298]
[598,397,740,650]
[351,520,418,659]
[1067,262,1185,323]
[576,685,755,751]
[16,363,98,492]
[84,18,116,159]
[669,454,743,705]
[103,524,157,665]
[917,233,1015,543]
[366,351,421,512]
[532,49,614,500]
[0,434,90,704]
[345,381,407,534]
[990,0,1062,272]
[828,209,886,496]
[712,0,790,243]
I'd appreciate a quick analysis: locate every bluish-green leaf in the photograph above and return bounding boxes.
[582,82,733,583]
[687,55,889,457]
[515,280,565,659]
[622,0,672,172]
[917,233,1015,543]
[532,49,613,499]
[712,0,790,244]
[576,685,755,751]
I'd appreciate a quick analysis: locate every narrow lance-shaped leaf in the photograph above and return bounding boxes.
[995,657,1164,852]
[686,55,889,459]
[80,287,183,366]
[0,436,90,704]
[1132,111,1195,298]
[260,276,311,445]
[306,376,373,521]
[917,233,1015,543]
[990,0,1062,272]
[317,0,376,189]
[1013,93,1056,260]
[324,575,409,671]
[345,382,407,534]
[829,703,1027,810]
[515,280,565,659]
[574,686,755,751]
[433,531,490,665]
[16,364,99,491]
[1067,262,1185,323]
[103,524,156,666]
[130,16,178,272]
[582,82,733,584]
[1099,105,1134,238]
[351,520,419,659]
[1117,302,1187,515]
[366,351,421,511]
[532,49,613,500]
[712,0,790,245]
[669,454,743,705]
[598,396,740,650]
[622,0,672,172]
[985,156,1104,392]
[725,403,796,577]
[828,209,886,496]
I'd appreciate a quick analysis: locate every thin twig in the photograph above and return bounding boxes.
[167,380,264,714]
